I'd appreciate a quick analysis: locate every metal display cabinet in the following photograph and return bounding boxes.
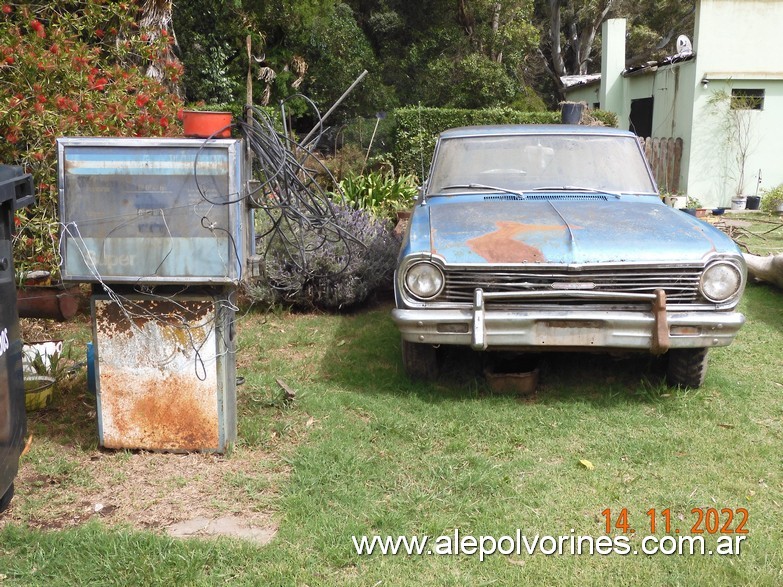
[0,165,34,513]
[57,138,248,285]
[91,290,237,453]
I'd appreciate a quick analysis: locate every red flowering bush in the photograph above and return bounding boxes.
[0,1,184,281]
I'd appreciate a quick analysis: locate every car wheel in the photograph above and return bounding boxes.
[0,483,14,514]
[401,339,439,381]
[666,348,709,388]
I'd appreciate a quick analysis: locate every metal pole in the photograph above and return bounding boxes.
[300,69,369,149]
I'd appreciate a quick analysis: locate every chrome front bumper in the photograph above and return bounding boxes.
[391,289,745,353]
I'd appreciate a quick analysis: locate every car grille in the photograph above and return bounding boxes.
[441,267,703,305]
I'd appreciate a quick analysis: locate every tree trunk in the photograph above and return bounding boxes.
[138,0,183,97]
[491,2,502,62]
[744,253,783,290]
[576,0,613,74]
[458,0,475,40]
[549,0,566,78]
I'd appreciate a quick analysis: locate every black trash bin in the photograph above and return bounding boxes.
[0,165,34,514]
[561,102,585,124]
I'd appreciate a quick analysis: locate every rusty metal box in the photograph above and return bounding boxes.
[57,137,247,285]
[92,292,237,453]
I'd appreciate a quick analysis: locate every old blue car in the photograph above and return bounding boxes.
[391,125,746,387]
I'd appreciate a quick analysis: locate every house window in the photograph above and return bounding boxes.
[731,89,764,110]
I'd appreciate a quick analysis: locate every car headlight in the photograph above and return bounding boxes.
[700,262,743,302]
[404,261,444,300]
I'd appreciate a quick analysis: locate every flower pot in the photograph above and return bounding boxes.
[24,375,55,411]
[731,197,746,211]
[182,110,232,139]
[746,195,761,210]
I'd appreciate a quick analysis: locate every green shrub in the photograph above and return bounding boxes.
[760,185,783,214]
[250,203,398,311]
[585,108,619,128]
[335,171,418,223]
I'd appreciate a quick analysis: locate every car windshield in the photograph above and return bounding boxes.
[427,133,657,196]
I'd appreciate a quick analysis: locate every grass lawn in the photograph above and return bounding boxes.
[1,226,782,585]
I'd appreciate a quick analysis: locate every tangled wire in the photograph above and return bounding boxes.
[231,99,397,309]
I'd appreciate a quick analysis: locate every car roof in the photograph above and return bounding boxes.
[438,124,635,139]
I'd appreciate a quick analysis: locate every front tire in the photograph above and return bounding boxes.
[666,348,709,388]
[401,339,439,381]
[0,483,14,514]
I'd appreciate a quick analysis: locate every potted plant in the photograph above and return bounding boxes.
[181,103,235,138]
[708,90,756,210]
[22,341,75,411]
[684,195,707,217]
[760,184,783,214]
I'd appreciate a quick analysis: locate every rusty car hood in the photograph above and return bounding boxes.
[424,197,733,265]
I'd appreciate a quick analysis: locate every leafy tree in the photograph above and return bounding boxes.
[539,0,615,82]
[173,0,251,104]
[423,54,518,109]
[457,0,538,66]
[175,1,393,126]
[136,0,181,94]
[345,0,540,109]
[619,0,695,67]
[536,0,695,96]
[298,2,395,120]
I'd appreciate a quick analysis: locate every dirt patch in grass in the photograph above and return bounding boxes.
[2,443,285,536]
[4,317,286,539]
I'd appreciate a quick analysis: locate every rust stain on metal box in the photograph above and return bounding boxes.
[100,370,218,451]
[95,298,220,451]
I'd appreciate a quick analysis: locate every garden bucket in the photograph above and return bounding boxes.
[182,111,232,138]
[560,102,584,124]
[731,197,746,210]
[24,375,55,411]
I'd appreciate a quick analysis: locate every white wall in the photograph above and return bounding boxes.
[686,0,783,207]
[563,83,599,107]
[565,1,783,207]
[694,0,783,75]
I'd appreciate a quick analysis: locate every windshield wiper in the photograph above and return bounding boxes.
[436,184,527,198]
[528,185,621,198]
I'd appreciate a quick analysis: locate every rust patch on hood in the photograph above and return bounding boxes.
[466,221,566,263]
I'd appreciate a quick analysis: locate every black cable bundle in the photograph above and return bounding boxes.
[237,100,384,307]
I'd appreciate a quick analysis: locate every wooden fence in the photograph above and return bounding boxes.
[638,136,683,194]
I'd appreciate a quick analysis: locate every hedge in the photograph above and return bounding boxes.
[388,106,622,178]
[391,106,560,177]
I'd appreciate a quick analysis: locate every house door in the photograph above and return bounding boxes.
[630,97,654,138]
